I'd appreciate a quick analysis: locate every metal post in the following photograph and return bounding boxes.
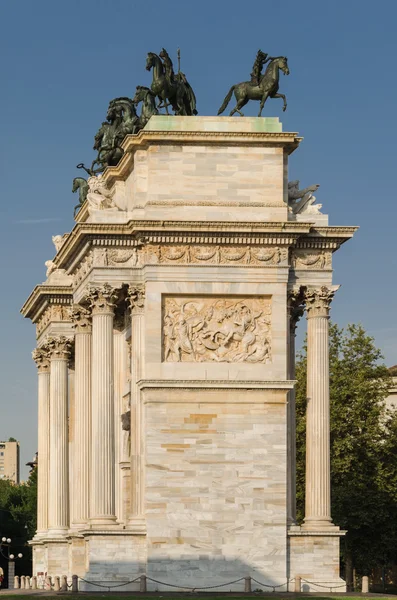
[8,560,15,589]
[140,574,147,593]
[72,574,78,593]
[295,575,302,593]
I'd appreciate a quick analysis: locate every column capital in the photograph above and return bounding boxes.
[87,284,118,316]
[72,304,92,333]
[287,287,305,333]
[32,347,50,373]
[127,284,145,316]
[47,336,72,360]
[304,286,337,319]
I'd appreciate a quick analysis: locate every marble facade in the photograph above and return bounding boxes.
[21,116,357,591]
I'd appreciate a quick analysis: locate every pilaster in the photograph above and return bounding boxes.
[126,284,146,533]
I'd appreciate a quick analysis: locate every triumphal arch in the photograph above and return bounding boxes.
[22,49,357,591]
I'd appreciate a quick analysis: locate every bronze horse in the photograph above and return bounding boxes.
[218,56,290,117]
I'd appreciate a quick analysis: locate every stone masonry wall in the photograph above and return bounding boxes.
[145,397,287,590]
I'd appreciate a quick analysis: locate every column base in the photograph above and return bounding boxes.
[46,527,69,539]
[126,516,147,534]
[89,516,119,530]
[302,516,335,530]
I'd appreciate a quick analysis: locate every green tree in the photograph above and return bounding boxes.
[0,468,37,576]
[296,323,397,585]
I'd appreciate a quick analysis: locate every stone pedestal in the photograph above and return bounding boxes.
[21,116,357,589]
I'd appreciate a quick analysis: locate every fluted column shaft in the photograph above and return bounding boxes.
[32,348,51,536]
[286,290,304,526]
[303,286,335,530]
[127,285,146,532]
[114,317,125,523]
[71,306,92,528]
[89,285,118,526]
[47,337,71,536]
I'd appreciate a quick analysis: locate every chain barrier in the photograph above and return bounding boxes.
[146,575,246,591]
[78,575,141,592]
[251,577,294,592]
[300,577,347,591]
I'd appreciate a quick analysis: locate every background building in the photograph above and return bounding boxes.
[0,440,20,483]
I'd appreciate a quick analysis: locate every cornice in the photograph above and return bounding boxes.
[21,284,73,322]
[53,220,313,270]
[101,129,302,186]
[139,379,295,390]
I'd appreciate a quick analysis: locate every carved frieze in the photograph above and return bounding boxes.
[146,244,288,266]
[163,296,272,363]
[36,304,72,337]
[92,247,140,268]
[73,252,93,286]
[291,250,332,270]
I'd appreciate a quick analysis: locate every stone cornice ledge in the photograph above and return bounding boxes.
[102,129,302,186]
[139,379,294,390]
[288,527,346,537]
[21,284,73,321]
[53,220,313,270]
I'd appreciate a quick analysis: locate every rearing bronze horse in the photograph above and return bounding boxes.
[218,56,290,117]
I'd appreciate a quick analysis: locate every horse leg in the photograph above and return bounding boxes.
[230,98,249,117]
[229,91,248,117]
[271,92,287,112]
[258,92,269,117]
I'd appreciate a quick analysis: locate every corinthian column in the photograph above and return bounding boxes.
[47,336,72,536]
[127,284,146,532]
[32,346,51,537]
[70,305,92,529]
[303,286,336,530]
[88,284,118,527]
[287,288,305,526]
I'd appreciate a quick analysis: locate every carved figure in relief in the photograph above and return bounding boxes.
[163,298,271,363]
[86,175,119,213]
[288,180,321,214]
[45,260,56,277]
[52,234,69,253]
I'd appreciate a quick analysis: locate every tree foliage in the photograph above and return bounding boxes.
[0,468,37,576]
[296,323,397,575]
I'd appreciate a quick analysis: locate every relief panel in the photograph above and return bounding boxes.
[163,296,271,364]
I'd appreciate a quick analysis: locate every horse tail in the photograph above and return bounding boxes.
[217,86,235,115]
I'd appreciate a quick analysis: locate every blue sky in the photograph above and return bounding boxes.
[1,0,396,478]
